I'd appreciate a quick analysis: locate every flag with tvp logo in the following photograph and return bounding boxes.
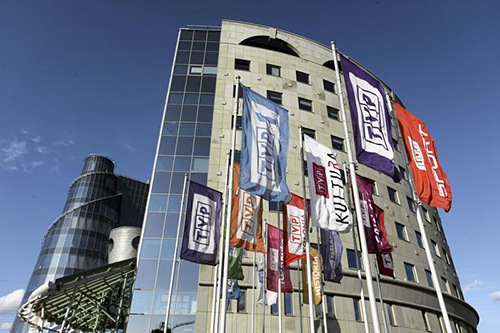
[283,193,309,265]
[240,86,292,203]
[180,181,222,265]
[340,54,400,182]
[303,135,352,232]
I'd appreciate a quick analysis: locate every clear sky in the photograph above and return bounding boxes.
[0,0,499,331]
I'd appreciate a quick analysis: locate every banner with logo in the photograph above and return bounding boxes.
[301,247,322,305]
[377,252,395,278]
[227,279,242,300]
[228,247,245,280]
[267,224,293,293]
[393,102,452,211]
[240,86,292,203]
[356,175,393,254]
[320,229,344,283]
[180,181,222,265]
[256,253,278,306]
[340,54,400,182]
[230,161,265,252]
[303,135,352,232]
[283,193,308,265]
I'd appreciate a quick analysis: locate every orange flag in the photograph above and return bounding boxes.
[393,102,452,211]
[301,247,322,305]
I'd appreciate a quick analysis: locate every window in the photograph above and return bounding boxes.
[302,127,316,139]
[284,293,293,315]
[267,90,282,105]
[441,277,449,293]
[387,187,399,204]
[271,302,278,315]
[327,106,340,120]
[298,97,313,112]
[453,284,462,299]
[443,249,451,265]
[386,304,397,326]
[315,304,322,318]
[431,240,441,257]
[323,79,335,93]
[266,64,281,77]
[231,115,243,130]
[423,207,430,221]
[399,166,406,180]
[326,295,335,318]
[404,262,417,282]
[434,217,442,232]
[296,71,309,84]
[416,231,424,248]
[347,249,361,269]
[235,59,250,71]
[425,270,434,288]
[237,290,246,313]
[353,299,363,321]
[407,196,415,212]
[331,136,344,151]
[422,311,431,331]
[392,138,399,151]
[395,222,407,241]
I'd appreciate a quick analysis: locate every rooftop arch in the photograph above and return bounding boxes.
[239,36,300,57]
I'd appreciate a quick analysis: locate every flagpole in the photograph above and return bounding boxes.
[164,173,189,332]
[252,251,256,333]
[277,203,283,333]
[263,219,268,333]
[220,76,241,333]
[296,263,304,333]
[373,256,389,333]
[315,228,329,333]
[299,126,318,333]
[214,151,232,333]
[385,94,453,333]
[331,41,381,333]
[344,162,370,333]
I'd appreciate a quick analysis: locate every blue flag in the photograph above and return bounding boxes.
[180,181,222,266]
[240,86,291,203]
[320,229,344,283]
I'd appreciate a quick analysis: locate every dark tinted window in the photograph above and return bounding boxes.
[298,97,312,112]
[323,79,335,93]
[267,91,282,105]
[296,71,309,84]
[327,106,339,120]
[235,59,250,71]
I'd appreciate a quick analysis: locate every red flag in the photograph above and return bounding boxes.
[267,225,293,293]
[283,193,308,266]
[393,102,452,211]
[377,252,394,278]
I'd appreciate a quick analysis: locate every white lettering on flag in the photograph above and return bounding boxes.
[236,191,261,245]
[188,193,217,255]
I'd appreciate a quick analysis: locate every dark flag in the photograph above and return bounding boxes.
[320,229,344,283]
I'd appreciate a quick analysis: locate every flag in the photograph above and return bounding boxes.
[377,252,395,278]
[283,193,308,266]
[301,247,322,305]
[256,253,278,306]
[320,229,344,283]
[230,161,265,252]
[303,135,352,232]
[240,86,291,203]
[267,224,293,293]
[393,102,452,211]
[180,181,222,265]
[356,175,393,254]
[227,279,242,300]
[340,54,400,182]
[228,247,245,280]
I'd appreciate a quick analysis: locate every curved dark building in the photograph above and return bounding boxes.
[11,154,149,333]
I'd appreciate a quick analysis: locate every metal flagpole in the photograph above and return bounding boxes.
[263,220,268,333]
[296,263,304,333]
[219,76,241,333]
[277,203,283,333]
[315,228,329,333]
[164,173,189,332]
[213,151,232,333]
[252,251,256,333]
[373,256,389,333]
[343,162,370,333]
[331,41,381,333]
[385,93,453,333]
[299,126,318,333]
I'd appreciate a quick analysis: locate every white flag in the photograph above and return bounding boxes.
[256,253,278,306]
[303,135,352,232]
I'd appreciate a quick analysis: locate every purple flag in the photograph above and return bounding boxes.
[340,54,400,182]
[320,229,344,283]
[356,175,393,254]
[267,225,293,293]
[180,181,222,265]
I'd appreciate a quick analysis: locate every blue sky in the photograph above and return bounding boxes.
[0,0,499,331]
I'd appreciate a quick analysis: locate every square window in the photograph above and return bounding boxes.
[298,97,313,112]
[395,222,407,241]
[331,135,344,151]
[284,293,293,315]
[441,277,449,293]
[431,240,441,257]
[327,106,340,120]
[315,304,322,318]
[347,249,361,269]
[404,262,417,282]
[269,201,282,212]
[387,304,397,326]
[302,127,316,139]
[353,299,363,321]
[416,231,424,248]
[323,79,335,93]
[392,138,399,151]
[296,71,310,84]
[407,196,415,212]
[327,295,335,318]
[266,64,281,77]
[423,207,430,221]
[425,270,434,288]
[399,166,406,180]
[235,59,250,71]
[434,217,442,232]
[388,187,399,204]
[237,290,246,313]
[443,249,451,265]
[267,91,282,105]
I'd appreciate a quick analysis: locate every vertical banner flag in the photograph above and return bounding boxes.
[320,229,344,283]
[256,253,278,306]
[356,175,393,254]
[377,252,395,278]
[393,102,452,211]
[180,181,222,265]
[303,135,352,232]
[228,247,245,280]
[240,86,292,203]
[283,193,308,265]
[339,54,400,182]
[301,247,322,305]
[267,225,294,293]
[227,279,242,300]
[230,161,265,252]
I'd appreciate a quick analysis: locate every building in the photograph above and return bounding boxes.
[129,20,478,333]
[11,154,149,333]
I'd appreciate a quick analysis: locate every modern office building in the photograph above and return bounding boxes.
[130,20,478,333]
[11,154,149,333]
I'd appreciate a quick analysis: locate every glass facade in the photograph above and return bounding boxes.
[11,155,148,333]
[128,28,220,333]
